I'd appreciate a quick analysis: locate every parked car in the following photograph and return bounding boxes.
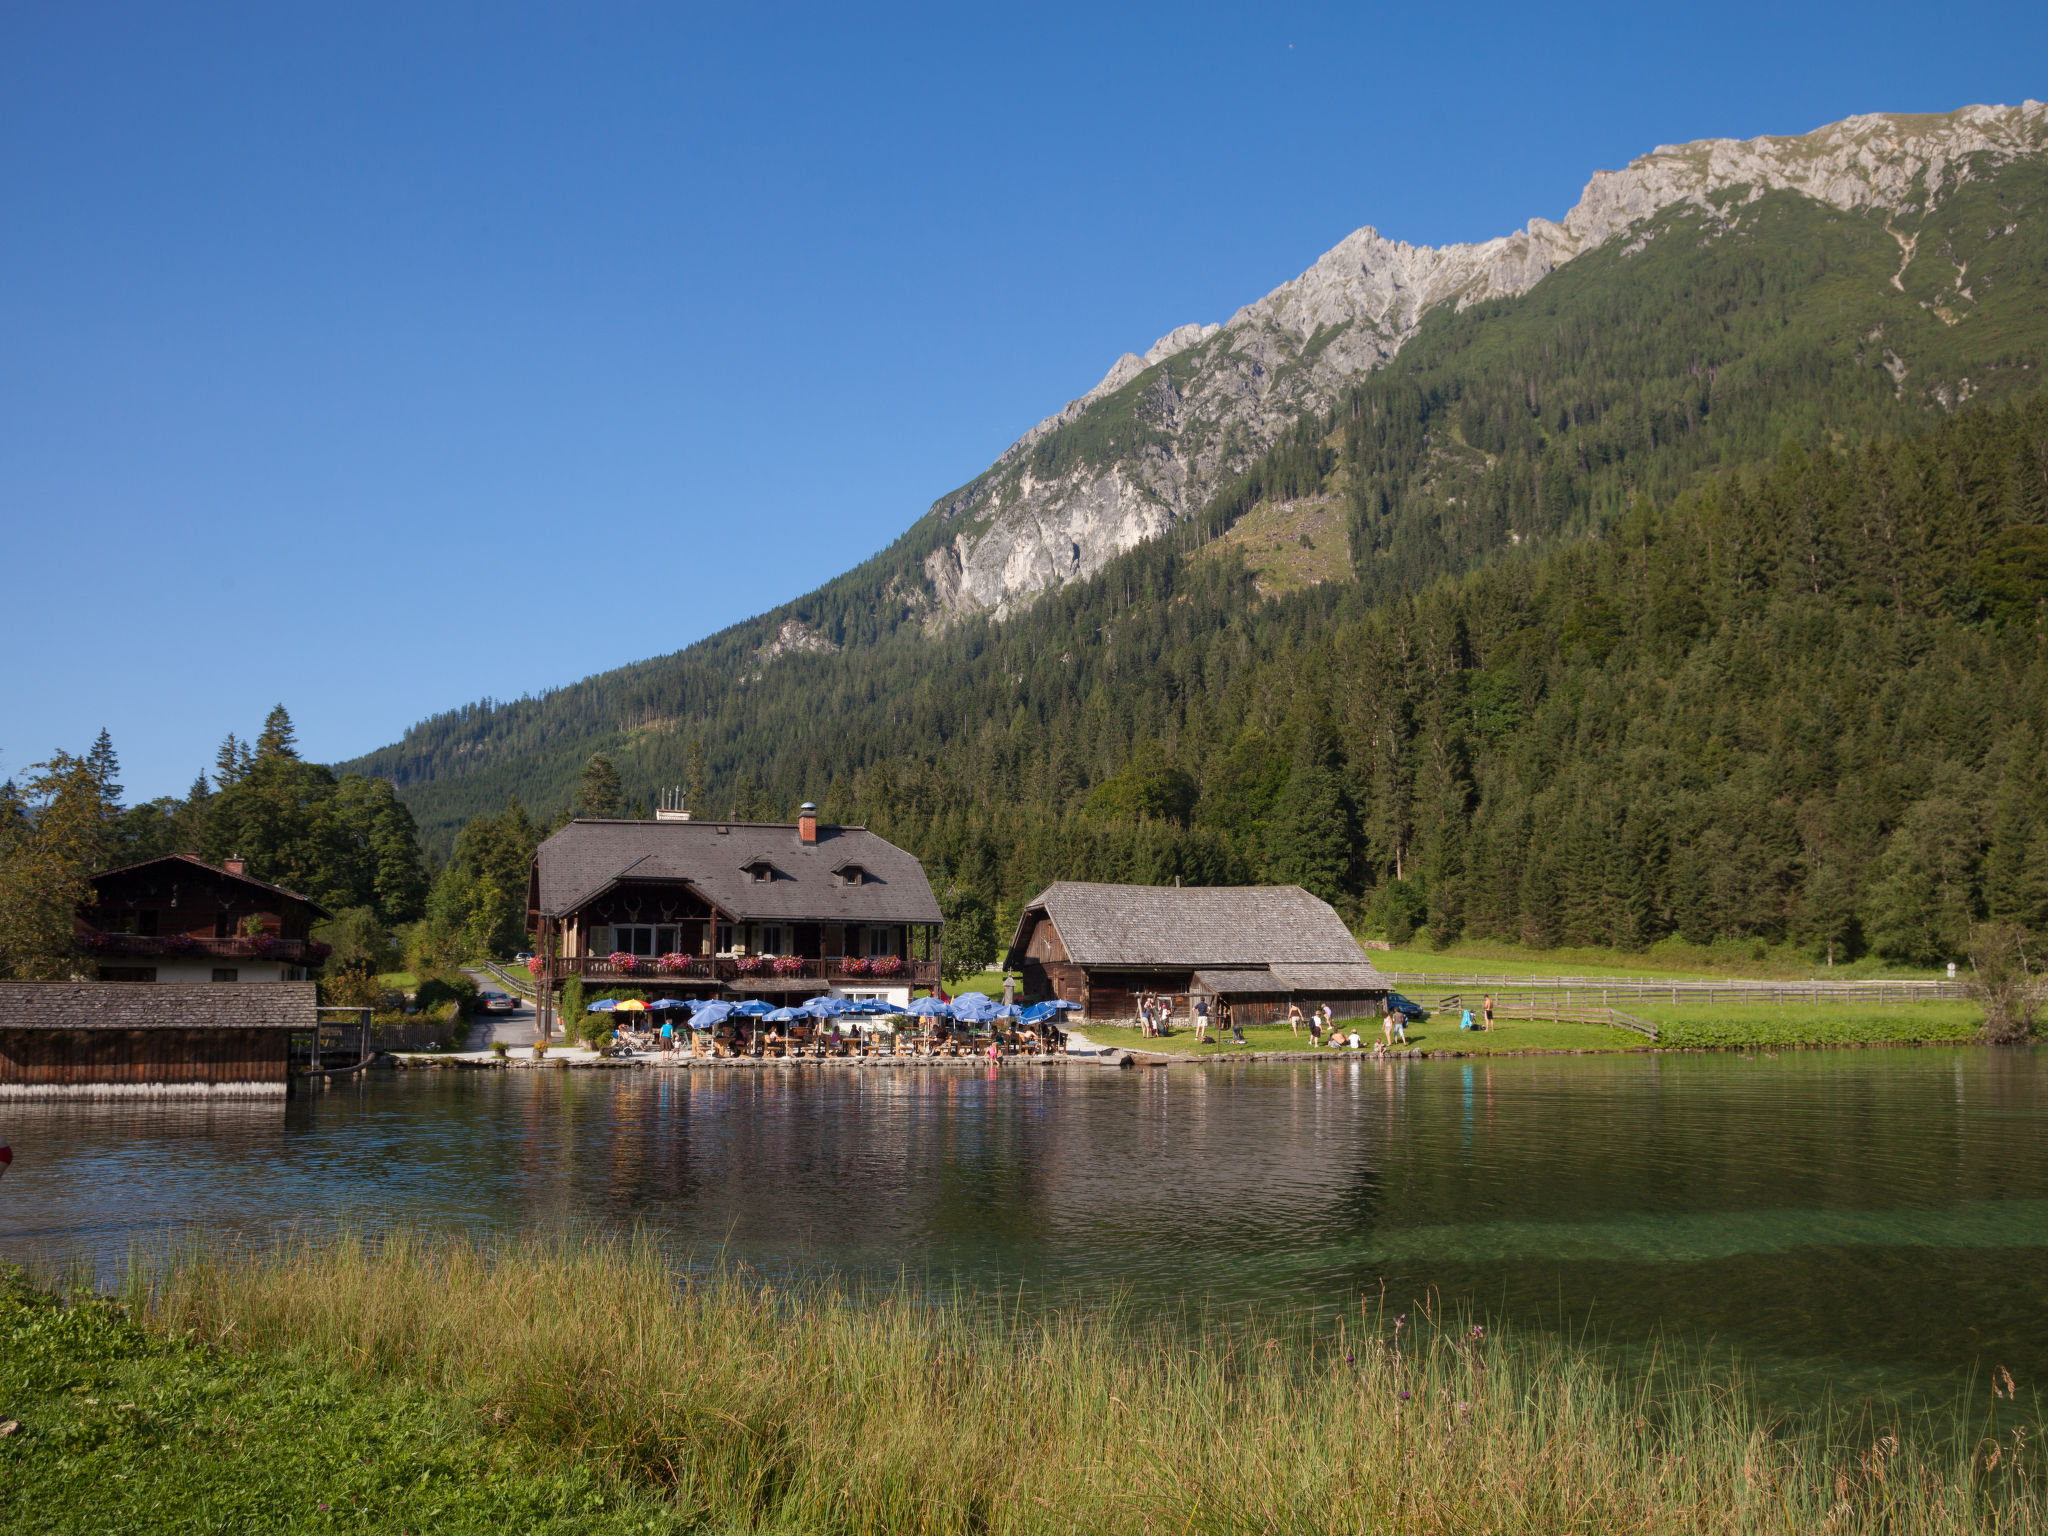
[513,952,534,963]
[477,990,518,1014]
[1386,992,1429,1022]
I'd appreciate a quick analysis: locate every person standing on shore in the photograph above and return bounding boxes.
[1483,995,1495,1031]
[1194,997,1210,1042]
[1288,1002,1304,1037]
[1382,1006,1396,1051]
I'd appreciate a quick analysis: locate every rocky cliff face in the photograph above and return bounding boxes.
[917,101,2048,620]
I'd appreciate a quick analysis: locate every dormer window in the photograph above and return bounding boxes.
[745,861,777,884]
[835,863,868,886]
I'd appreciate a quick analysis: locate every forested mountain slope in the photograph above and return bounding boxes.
[341,121,2048,963]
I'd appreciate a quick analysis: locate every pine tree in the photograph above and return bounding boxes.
[1265,757,1352,905]
[578,754,622,818]
[684,738,710,819]
[256,704,299,761]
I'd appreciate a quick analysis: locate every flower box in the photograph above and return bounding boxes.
[732,955,764,976]
[838,956,869,976]
[868,955,903,977]
[162,934,196,955]
[606,951,641,974]
[525,956,546,977]
[657,953,695,975]
[771,956,805,976]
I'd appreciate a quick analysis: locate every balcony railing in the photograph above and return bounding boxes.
[83,933,322,961]
[556,955,937,987]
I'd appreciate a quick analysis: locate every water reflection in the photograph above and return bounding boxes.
[1,1047,2042,1405]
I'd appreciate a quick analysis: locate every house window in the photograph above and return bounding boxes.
[611,926,668,957]
[212,968,239,982]
[586,925,611,955]
[760,925,784,955]
[746,862,776,883]
[868,927,897,958]
[839,866,865,886]
[716,922,734,953]
[214,910,235,938]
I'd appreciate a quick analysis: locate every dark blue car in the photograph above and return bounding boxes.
[1386,992,1429,1022]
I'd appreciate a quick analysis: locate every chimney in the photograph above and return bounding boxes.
[798,803,818,844]
[225,855,245,876]
[654,785,692,822]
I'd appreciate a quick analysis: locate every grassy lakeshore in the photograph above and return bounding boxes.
[1084,1001,1984,1057]
[1371,938,1947,982]
[3,1234,2038,1534]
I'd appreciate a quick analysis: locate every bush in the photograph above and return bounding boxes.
[1967,923,2041,1043]
[413,974,479,1018]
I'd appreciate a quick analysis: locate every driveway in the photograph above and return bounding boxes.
[462,967,538,1049]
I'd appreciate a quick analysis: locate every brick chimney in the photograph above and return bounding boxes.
[798,803,818,844]
[224,854,245,875]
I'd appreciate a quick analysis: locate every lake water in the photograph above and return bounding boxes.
[2,1048,2043,1409]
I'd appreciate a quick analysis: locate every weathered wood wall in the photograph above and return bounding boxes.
[0,1028,288,1087]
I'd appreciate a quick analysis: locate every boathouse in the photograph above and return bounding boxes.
[527,805,944,1012]
[0,981,315,1097]
[1006,882,1388,1024]
[78,854,333,983]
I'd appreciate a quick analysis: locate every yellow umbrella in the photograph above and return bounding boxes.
[614,999,648,1012]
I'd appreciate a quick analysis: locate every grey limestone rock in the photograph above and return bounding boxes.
[915,102,2048,622]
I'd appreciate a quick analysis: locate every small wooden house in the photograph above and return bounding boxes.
[79,854,332,983]
[1007,882,1388,1024]
[0,981,315,1097]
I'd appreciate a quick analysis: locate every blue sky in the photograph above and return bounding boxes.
[3,2,2043,799]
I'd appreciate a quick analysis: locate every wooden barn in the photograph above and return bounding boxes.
[1007,882,1388,1025]
[79,853,332,983]
[0,981,314,1098]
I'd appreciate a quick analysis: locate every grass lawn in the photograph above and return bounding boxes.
[375,971,418,991]
[1632,1000,1983,1049]
[0,1268,687,1535]
[1082,1017,1647,1056]
[947,969,1014,998]
[1369,936,1946,983]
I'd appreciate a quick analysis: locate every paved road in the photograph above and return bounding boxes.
[461,967,538,1048]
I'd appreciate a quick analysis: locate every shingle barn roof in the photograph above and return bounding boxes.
[1007,882,1384,973]
[530,820,942,925]
[0,981,318,1030]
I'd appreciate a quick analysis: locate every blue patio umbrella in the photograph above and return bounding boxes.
[586,999,618,1012]
[994,1003,1023,1020]
[801,996,849,1016]
[648,999,689,1010]
[688,1000,735,1030]
[765,1007,803,1023]
[950,992,998,1022]
[907,996,952,1018]
[733,1000,775,1017]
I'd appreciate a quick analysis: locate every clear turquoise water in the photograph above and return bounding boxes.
[2,1047,2042,1407]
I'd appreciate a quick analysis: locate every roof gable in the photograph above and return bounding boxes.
[89,853,331,919]
[1007,882,1380,972]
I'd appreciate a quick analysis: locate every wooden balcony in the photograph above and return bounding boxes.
[83,933,323,961]
[555,955,937,987]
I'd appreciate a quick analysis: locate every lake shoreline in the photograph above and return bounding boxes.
[375,1033,2002,1073]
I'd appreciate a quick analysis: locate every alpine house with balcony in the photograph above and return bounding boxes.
[526,804,944,1007]
[79,854,333,983]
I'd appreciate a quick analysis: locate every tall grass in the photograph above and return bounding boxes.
[126,1230,2039,1534]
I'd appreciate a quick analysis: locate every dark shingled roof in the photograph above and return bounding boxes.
[1007,882,1385,973]
[89,853,332,920]
[0,981,318,1031]
[531,820,942,925]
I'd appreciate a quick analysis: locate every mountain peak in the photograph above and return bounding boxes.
[913,101,2048,622]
